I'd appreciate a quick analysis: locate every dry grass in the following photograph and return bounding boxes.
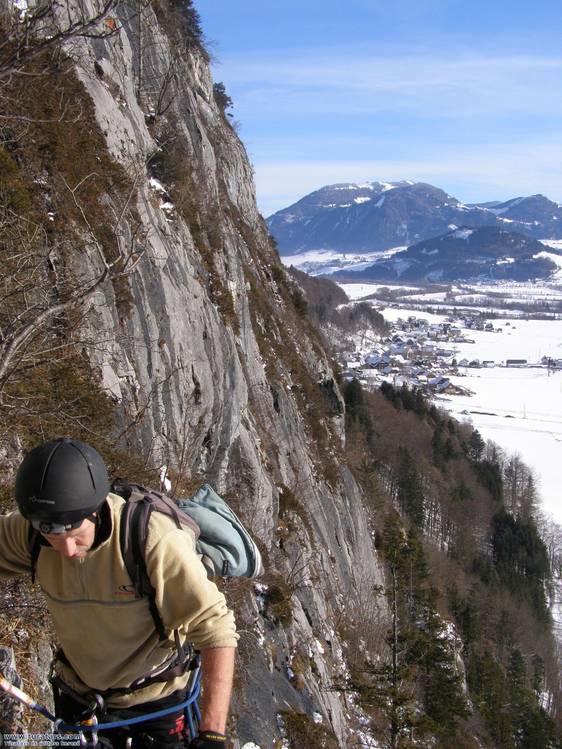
[0,581,55,733]
[278,485,315,544]
[279,709,339,748]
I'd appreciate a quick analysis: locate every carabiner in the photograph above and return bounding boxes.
[79,714,99,747]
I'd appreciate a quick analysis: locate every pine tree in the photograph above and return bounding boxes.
[413,609,469,741]
[381,514,418,748]
[344,378,375,446]
[213,82,233,115]
[475,457,504,503]
[431,423,445,464]
[369,515,472,747]
[466,429,485,462]
[452,481,473,503]
[506,649,554,749]
[357,514,422,748]
[531,654,545,699]
[468,651,514,748]
[396,448,424,529]
[175,0,205,45]
[491,511,550,620]
[448,585,481,651]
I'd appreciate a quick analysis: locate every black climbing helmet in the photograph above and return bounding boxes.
[15,438,109,530]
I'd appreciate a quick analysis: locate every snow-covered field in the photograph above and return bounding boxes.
[454,319,562,362]
[374,306,562,363]
[448,316,562,522]
[541,239,562,252]
[535,251,562,279]
[443,367,562,521]
[339,281,562,524]
[340,280,562,305]
[339,282,420,299]
[282,247,406,276]
[474,282,562,299]
[378,306,446,324]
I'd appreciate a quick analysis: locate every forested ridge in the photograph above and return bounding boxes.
[287,267,388,347]
[341,377,561,747]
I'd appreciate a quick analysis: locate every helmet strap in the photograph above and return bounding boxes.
[90,502,111,550]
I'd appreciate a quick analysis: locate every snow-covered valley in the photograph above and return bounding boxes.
[338,281,562,524]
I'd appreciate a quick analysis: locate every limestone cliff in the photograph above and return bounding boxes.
[9,0,387,745]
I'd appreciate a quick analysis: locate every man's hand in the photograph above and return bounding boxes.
[190,731,227,748]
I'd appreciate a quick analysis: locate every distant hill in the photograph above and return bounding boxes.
[331,226,561,283]
[267,181,562,255]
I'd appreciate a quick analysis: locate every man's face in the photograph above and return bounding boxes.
[41,518,96,559]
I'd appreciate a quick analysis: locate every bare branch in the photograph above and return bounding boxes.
[0,0,120,80]
[0,190,147,393]
[0,269,106,386]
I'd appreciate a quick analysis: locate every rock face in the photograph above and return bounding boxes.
[46,2,387,746]
[0,647,25,734]
[267,181,562,254]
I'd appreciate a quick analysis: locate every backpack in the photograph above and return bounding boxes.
[29,481,263,640]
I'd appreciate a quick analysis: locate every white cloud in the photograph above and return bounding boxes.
[219,52,562,119]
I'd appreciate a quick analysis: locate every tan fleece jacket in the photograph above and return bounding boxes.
[0,493,237,707]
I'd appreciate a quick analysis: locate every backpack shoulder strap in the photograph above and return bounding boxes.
[120,497,167,640]
[112,481,199,539]
[111,480,200,641]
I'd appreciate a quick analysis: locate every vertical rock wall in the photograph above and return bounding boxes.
[57,2,387,744]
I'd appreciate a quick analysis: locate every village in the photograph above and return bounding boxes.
[341,310,562,396]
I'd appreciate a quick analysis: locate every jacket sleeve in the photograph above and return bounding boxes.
[0,511,32,577]
[145,523,238,650]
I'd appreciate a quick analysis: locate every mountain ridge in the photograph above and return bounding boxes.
[330,225,562,283]
[267,180,562,256]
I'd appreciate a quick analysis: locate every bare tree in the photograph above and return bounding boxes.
[0,0,119,81]
[0,183,144,398]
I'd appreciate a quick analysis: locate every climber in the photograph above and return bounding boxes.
[0,437,237,749]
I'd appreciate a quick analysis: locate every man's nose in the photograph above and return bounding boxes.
[57,537,77,557]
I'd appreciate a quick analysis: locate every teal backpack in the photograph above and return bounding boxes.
[177,484,262,578]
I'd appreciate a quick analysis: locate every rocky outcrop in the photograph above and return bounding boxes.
[0,647,25,734]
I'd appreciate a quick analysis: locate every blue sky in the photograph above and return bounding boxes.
[196,1,562,217]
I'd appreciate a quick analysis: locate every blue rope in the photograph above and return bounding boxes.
[186,692,202,738]
[34,703,58,723]
[55,674,201,734]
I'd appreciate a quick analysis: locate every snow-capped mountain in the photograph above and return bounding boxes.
[332,226,561,283]
[267,181,562,256]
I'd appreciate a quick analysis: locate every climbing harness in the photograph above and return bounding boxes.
[0,656,201,748]
[52,631,194,699]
